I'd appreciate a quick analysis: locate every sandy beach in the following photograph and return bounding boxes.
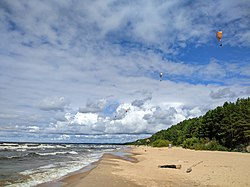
[45,146,250,187]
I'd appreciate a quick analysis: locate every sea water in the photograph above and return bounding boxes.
[0,142,128,186]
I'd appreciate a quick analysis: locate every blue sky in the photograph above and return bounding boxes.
[0,0,249,143]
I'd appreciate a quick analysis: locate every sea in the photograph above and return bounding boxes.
[0,142,129,187]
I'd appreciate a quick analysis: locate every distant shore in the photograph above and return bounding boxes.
[40,146,250,187]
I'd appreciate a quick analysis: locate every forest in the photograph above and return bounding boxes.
[130,98,250,152]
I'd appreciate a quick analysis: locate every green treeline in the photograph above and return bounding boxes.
[131,98,250,152]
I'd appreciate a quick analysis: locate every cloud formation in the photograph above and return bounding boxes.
[39,97,69,111]
[0,0,249,143]
[210,88,236,99]
[131,96,152,108]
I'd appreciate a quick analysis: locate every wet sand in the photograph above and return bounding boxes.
[40,146,250,187]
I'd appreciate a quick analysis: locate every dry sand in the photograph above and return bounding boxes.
[42,146,250,187]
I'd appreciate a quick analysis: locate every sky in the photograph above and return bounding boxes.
[0,0,250,143]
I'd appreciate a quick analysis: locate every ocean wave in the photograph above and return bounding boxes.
[0,143,68,151]
[38,164,56,169]
[0,151,79,160]
[36,151,78,156]
[1,144,125,187]
[1,143,19,146]
[2,152,42,159]
[0,155,21,160]
[17,156,101,187]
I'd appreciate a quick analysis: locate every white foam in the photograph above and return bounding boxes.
[68,151,78,155]
[2,144,124,187]
[2,143,19,146]
[7,155,22,159]
[0,144,68,151]
[38,164,56,169]
[37,151,78,156]
[16,148,27,152]
[37,151,66,156]
[15,155,101,187]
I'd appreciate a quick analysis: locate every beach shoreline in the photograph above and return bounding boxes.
[39,146,250,187]
[37,151,141,187]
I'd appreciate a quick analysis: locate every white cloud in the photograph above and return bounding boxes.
[27,126,40,132]
[79,99,107,113]
[245,87,250,94]
[73,112,98,125]
[203,62,226,78]
[39,97,69,111]
[143,106,176,125]
[210,88,236,99]
[0,0,249,143]
[131,96,152,108]
[55,134,71,141]
[44,100,210,136]
[54,112,67,122]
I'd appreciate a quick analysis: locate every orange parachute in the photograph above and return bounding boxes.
[216,31,223,46]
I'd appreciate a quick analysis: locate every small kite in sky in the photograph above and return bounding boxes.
[160,72,163,81]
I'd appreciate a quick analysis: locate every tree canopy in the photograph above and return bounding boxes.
[130,98,250,152]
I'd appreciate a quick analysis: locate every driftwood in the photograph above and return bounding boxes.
[186,168,192,173]
[158,164,182,169]
[186,161,203,173]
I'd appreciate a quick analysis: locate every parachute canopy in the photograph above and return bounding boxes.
[216,31,223,46]
[159,72,163,81]
[216,31,223,42]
